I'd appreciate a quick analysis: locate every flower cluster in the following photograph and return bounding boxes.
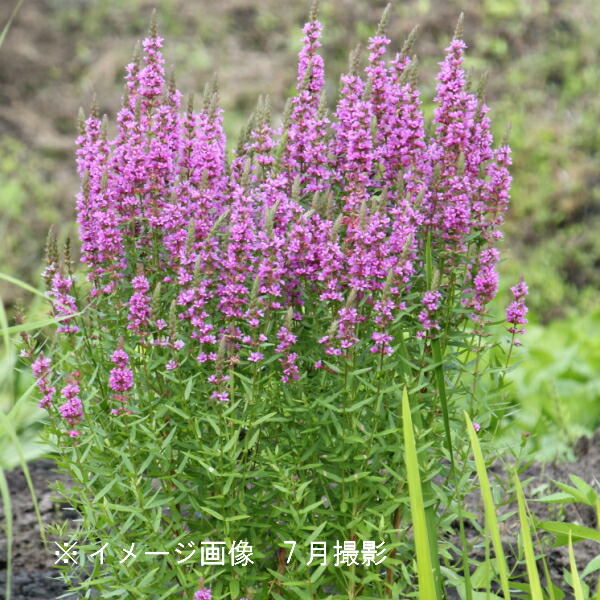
[25,9,530,600]
[418,290,443,338]
[58,375,84,437]
[506,277,529,341]
[32,8,525,429]
[31,355,55,409]
[108,345,134,414]
[193,587,211,600]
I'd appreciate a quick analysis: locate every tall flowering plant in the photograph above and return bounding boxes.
[24,6,527,599]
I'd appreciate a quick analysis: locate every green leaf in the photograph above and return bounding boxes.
[471,559,496,590]
[139,567,159,587]
[465,411,512,600]
[3,314,82,335]
[0,271,45,299]
[568,533,586,600]
[346,396,377,413]
[581,553,600,578]
[252,411,278,426]
[167,404,189,419]
[137,453,157,476]
[403,387,439,600]
[309,562,328,584]
[184,377,195,400]
[304,521,327,545]
[534,492,578,504]
[199,505,224,520]
[93,478,119,504]
[537,521,600,546]
[513,470,544,600]
[224,514,250,523]
[161,425,178,449]
[299,499,325,515]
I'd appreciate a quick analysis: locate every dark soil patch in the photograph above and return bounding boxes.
[456,429,600,599]
[0,459,78,599]
[1,433,599,600]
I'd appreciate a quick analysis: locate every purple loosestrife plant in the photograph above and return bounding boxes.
[29,6,527,599]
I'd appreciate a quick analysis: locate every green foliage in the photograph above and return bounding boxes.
[42,295,516,598]
[499,311,600,460]
[0,284,51,469]
[403,388,440,599]
[366,408,600,599]
[0,275,58,600]
[466,412,512,600]
[33,14,524,596]
[2,1,599,598]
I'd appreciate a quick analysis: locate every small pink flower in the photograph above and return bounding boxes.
[194,588,212,600]
[248,352,264,363]
[210,391,229,402]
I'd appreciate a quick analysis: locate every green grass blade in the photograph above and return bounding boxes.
[0,292,52,549]
[431,336,455,477]
[0,0,25,50]
[0,467,12,600]
[425,233,433,288]
[465,411,511,600]
[403,387,440,600]
[513,469,544,600]
[0,296,14,427]
[537,521,600,545]
[0,272,47,300]
[0,406,47,546]
[5,313,83,335]
[568,532,585,600]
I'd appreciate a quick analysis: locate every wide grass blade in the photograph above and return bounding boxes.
[465,411,511,600]
[403,387,440,599]
[568,532,586,600]
[5,313,83,336]
[513,469,544,600]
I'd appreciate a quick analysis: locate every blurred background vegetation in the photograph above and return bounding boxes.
[1,0,599,462]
